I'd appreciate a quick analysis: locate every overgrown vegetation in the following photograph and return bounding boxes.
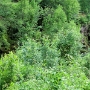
[0,0,90,90]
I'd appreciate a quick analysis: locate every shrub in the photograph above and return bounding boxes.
[0,0,41,54]
[60,0,80,22]
[0,22,10,53]
[16,37,59,68]
[42,5,67,35]
[53,21,82,57]
[40,0,80,22]
[5,60,90,90]
[16,39,42,65]
[0,52,24,89]
[81,53,90,78]
[41,35,59,67]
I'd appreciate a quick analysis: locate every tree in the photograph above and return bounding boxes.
[60,0,80,22]
[42,5,67,35]
[78,0,90,24]
[0,0,41,54]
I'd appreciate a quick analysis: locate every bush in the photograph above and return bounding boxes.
[0,0,41,54]
[81,53,90,78]
[16,38,59,68]
[16,39,42,65]
[5,60,90,90]
[42,5,67,35]
[0,22,10,53]
[52,21,82,57]
[40,0,80,22]
[60,0,80,22]
[0,52,25,89]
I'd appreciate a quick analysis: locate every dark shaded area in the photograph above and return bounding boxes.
[7,26,19,50]
[80,24,90,42]
[88,25,90,45]
[11,0,19,2]
[0,27,19,56]
[80,24,90,54]
[7,26,18,40]
[37,16,43,31]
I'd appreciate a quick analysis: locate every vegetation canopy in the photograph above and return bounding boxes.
[0,0,90,90]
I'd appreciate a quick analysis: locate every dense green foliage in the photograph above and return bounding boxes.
[0,0,90,90]
[78,0,90,24]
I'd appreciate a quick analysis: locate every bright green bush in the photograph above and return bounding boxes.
[5,60,90,90]
[0,21,10,52]
[40,0,80,22]
[78,0,90,24]
[42,5,81,57]
[16,39,42,65]
[81,53,90,79]
[0,44,89,90]
[60,0,80,22]
[42,5,67,35]
[47,66,89,90]
[16,38,59,67]
[0,52,25,89]
[41,35,59,67]
[51,21,81,57]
